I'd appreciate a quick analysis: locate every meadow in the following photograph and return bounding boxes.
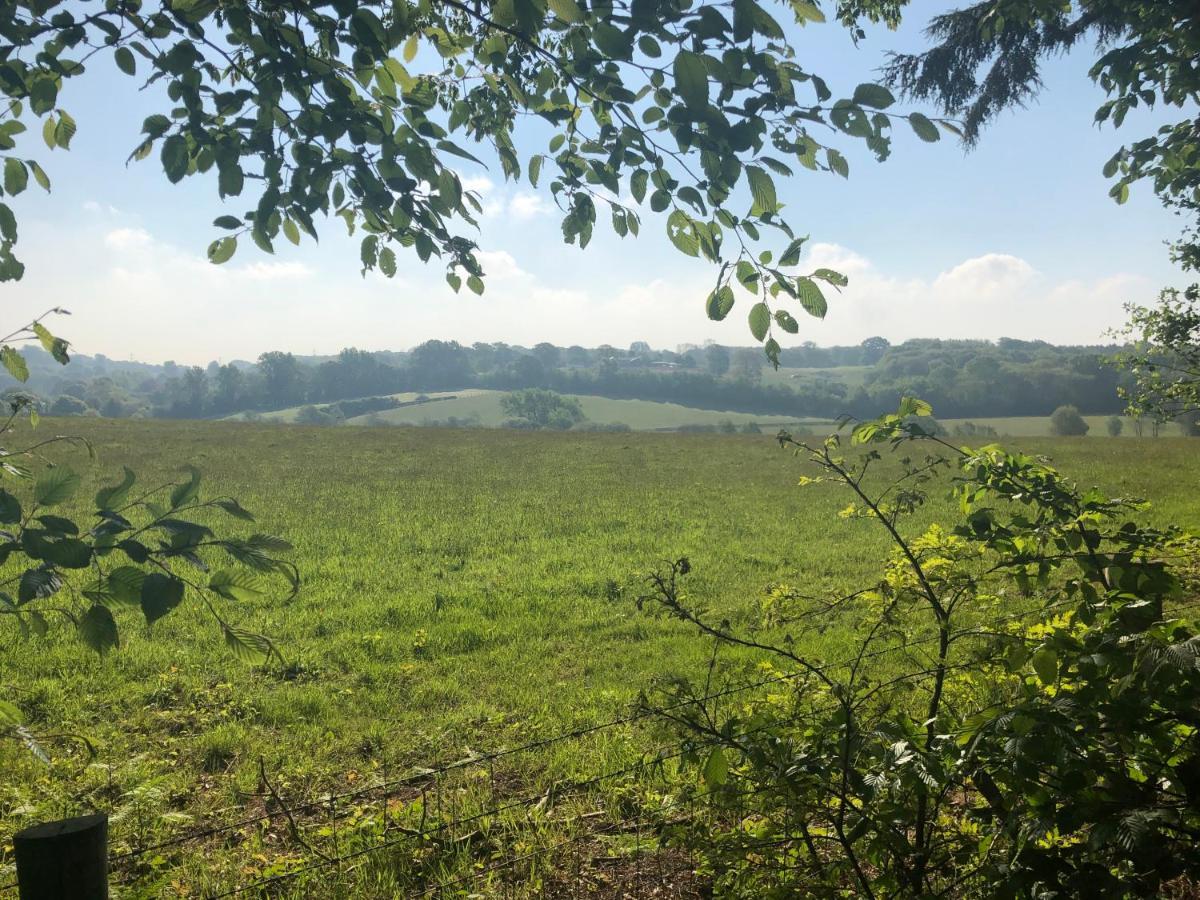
[1,419,1197,896]
[229,389,823,431]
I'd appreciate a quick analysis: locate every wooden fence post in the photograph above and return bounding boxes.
[13,813,108,900]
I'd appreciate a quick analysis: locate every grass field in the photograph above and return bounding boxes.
[939,414,1189,437]
[1,420,1197,896]
[230,389,823,431]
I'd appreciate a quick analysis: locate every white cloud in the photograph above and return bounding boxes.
[792,244,1149,345]
[476,249,526,280]
[509,192,550,221]
[460,175,494,195]
[238,261,315,281]
[103,227,153,251]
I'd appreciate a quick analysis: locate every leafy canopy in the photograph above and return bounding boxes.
[0,0,956,359]
[882,0,1200,268]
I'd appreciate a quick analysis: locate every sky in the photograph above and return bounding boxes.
[4,4,1193,365]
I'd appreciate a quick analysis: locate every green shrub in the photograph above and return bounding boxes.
[1050,404,1090,435]
[642,400,1200,898]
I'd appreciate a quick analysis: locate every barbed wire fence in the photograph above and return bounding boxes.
[5,595,1196,897]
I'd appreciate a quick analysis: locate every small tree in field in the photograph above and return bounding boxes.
[500,389,584,430]
[1106,415,1124,436]
[1050,404,1090,436]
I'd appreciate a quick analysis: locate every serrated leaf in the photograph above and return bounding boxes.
[114,46,136,75]
[745,165,777,214]
[1031,647,1058,685]
[775,309,799,333]
[215,498,255,521]
[379,246,397,277]
[796,277,827,318]
[4,159,27,196]
[1,346,28,382]
[547,0,584,23]
[140,573,185,626]
[707,285,735,321]
[811,267,848,287]
[161,134,189,183]
[170,466,201,509]
[209,569,266,603]
[100,566,146,606]
[908,113,940,143]
[19,566,62,604]
[96,466,136,511]
[0,489,21,523]
[703,747,728,786]
[673,51,709,110]
[748,302,771,341]
[34,467,80,506]
[0,698,23,725]
[223,624,277,665]
[208,237,237,264]
[779,236,808,267]
[282,218,301,246]
[852,83,894,109]
[78,605,118,655]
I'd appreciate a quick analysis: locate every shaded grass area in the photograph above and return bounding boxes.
[0,419,1196,895]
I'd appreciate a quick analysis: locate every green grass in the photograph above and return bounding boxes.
[1,419,1197,896]
[233,389,825,431]
[939,414,1188,437]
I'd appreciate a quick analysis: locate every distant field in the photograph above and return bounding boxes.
[939,414,1186,437]
[229,389,824,431]
[2,420,1197,895]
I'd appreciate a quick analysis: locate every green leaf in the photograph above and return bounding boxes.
[706,285,735,321]
[403,33,419,62]
[19,567,61,604]
[811,268,848,288]
[703,747,728,786]
[35,467,80,507]
[169,465,201,509]
[28,162,49,192]
[666,210,699,257]
[161,134,189,183]
[95,466,135,510]
[779,236,808,267]
[852,83,894,109]
[4,159,28,196]
[745,165,777,214]
[110,566,147,605]
[42,116,56,150]
[282,218,301,246]
[78,604,118,655]
[379,246,397,277]
[673,51,709,110]
[1031,647,1058,685]
[0,489,21,523]
[0,698,23,726]
[908,113,940,143]
[114,46,136,76]
[223,624,277,665]
[140,573,185,626]
[215,498,255,522]
[1,346,28,382]
[41,538,91,569]
[547,0,584,23]
[748,302,771,341]
[213,215,242,230]
[796,277,827,318]
[209,569,266,603]
[32,323,69,364]
[208,237,237,264]
[896,397,933,417]
[775,309,799,333]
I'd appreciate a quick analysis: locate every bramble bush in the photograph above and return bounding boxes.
[640,399,1200,898]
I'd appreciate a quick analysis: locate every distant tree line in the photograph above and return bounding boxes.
[19,335,1152,424]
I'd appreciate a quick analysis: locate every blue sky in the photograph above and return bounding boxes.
[5,5,1191,364]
